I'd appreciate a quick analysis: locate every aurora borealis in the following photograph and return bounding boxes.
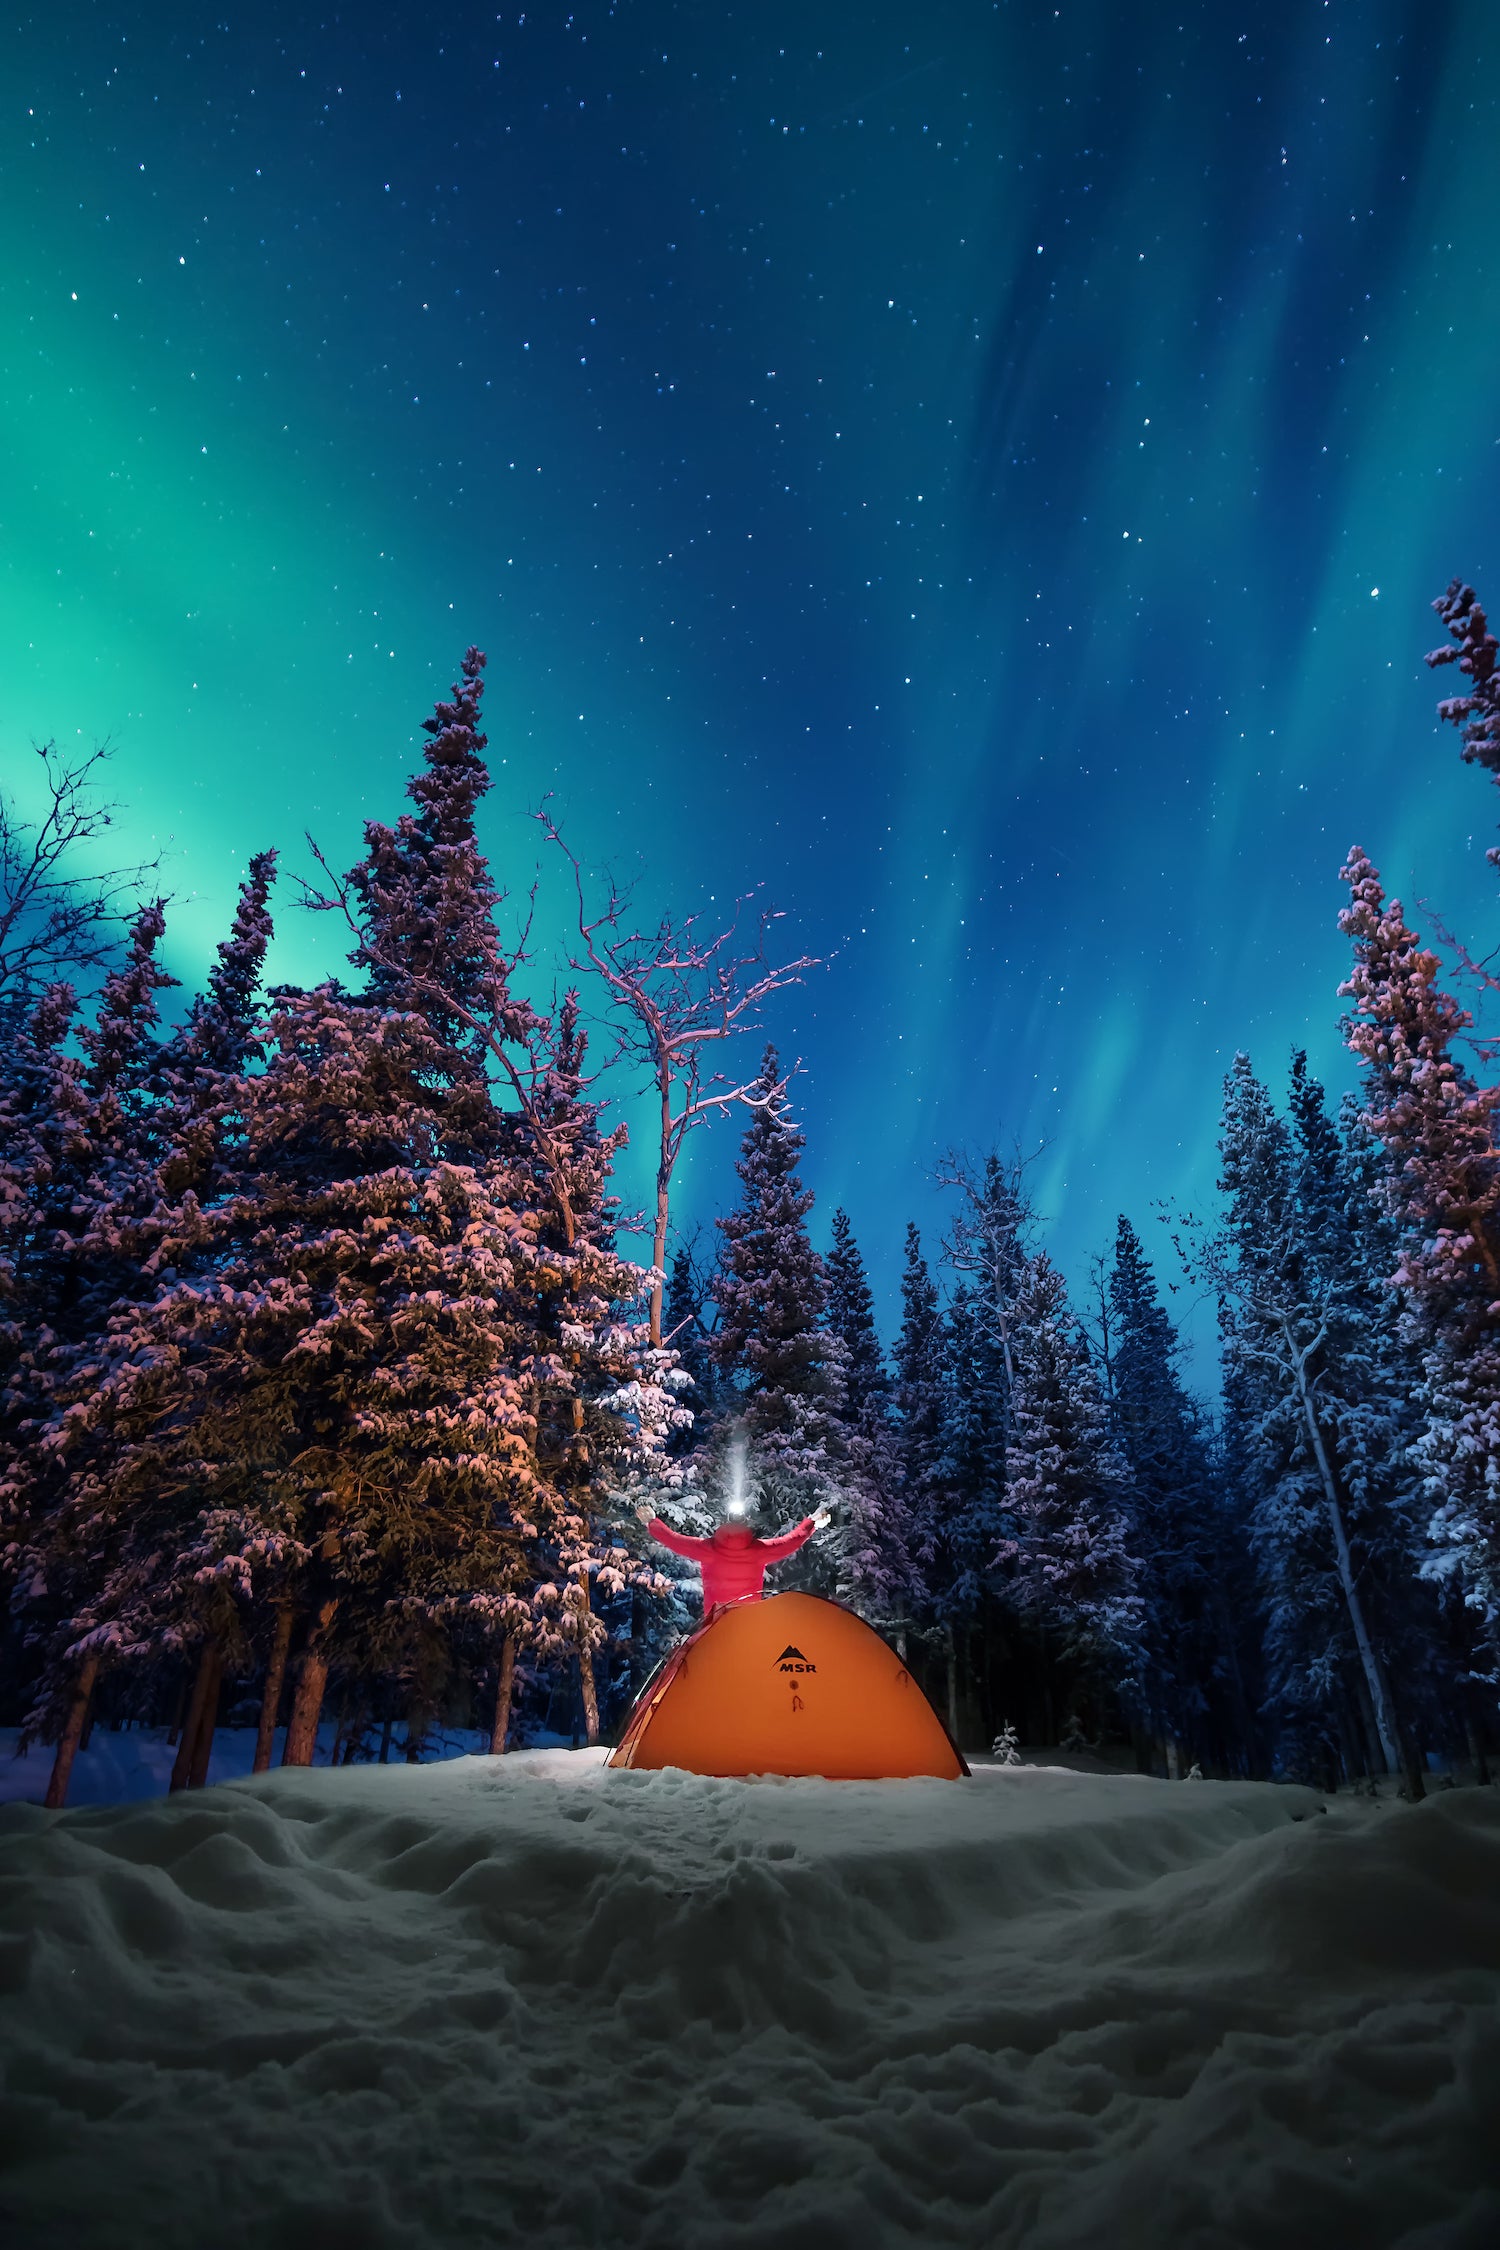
[4,2,1499,1367]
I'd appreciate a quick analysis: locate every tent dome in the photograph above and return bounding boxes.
[608,1592,967,1780]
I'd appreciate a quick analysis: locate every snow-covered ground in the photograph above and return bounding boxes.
[0,1722,496,1807]
[0,1755,1495,2249]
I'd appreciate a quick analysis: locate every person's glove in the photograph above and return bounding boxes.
[811,1507,833,1531]
[634,1501,656,1527]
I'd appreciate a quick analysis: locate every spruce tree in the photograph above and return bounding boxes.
[1339,847,1500,1653]
[936,1285,1008,1673]
[156,849,278,1205]
[1205,1052,1425,1790]
[3,902,180,1800]
[894,1222,959,1713]
[336,650,665,1744]
[710,1045,836,1531]
[997,1251,1142,1728]
[663,1239,716,1421]
[824,1207,913,1624]
[894,1221,946,1542]
[1107,1215,1239,1772]
[18,656,672,1796]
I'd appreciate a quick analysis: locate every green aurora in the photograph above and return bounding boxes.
[4,0,1499,1364]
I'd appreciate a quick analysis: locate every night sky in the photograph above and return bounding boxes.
[5,1,1499,1373]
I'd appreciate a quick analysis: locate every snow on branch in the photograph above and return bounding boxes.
[535,800,821,1342]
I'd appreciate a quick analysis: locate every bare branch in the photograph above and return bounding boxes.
[0,739,161,1007]
[534,803,822,1343]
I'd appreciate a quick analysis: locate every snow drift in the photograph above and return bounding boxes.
[0,1755,1496,2249]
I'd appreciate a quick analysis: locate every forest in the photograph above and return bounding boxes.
[2,581,1498,1808]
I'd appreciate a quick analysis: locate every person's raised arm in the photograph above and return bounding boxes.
[755,1507,831,1561]
[635,1503,713,1560]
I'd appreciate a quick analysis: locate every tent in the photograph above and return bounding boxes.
[608,1591,968,1780]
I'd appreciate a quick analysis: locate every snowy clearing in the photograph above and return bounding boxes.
[0,1756,1496,2249]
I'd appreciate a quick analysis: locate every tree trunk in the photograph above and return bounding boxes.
[283,1651,329,1766]
[1332,1692,1360,1786]
[171,1639,221,1794]
[628,1584,651,1694]
[575,1568,600,1745]
[1288,1350,1414,1789]
[253,1606,295,1775]
[1209,1585,1258,1775]
[490,1636,517,1755]
[944,1623,959,1745]
[1463,1711,1491,1788]
[577,1640,600,1747]
[44,1653,100,1810]
[187,1644,223,1789]
[340,1698,366,1766]
[378,1712,394,1765]
[165,1674,189,1749]
[650,1098,672,1348]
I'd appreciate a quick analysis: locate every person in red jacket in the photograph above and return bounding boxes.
[635,1498,832,1611]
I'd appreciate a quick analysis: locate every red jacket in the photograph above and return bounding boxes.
[646,1516,815,1609]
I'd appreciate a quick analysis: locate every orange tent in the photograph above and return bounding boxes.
[608,1591,968,1780]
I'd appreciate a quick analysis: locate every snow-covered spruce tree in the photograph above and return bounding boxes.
[522,989,686,1737]
[1338,844,1500,1676]
[155,849,278,1206]
[0,983,92,1398]
[29,901,178,1353]
[311,648,674,1748]
[931,1153,1033,1742]
[936,1283,1009,1725]
[20,655,668,1798]
[894,1222,946,1541]
[1107,1216,1250,1775]
[824,1207,915,1630]
[20,982,553,1795]
[894,1222,961,1720]
[9,856,293,1797]
[663,1237,718,1432]
[1,903,183,1800]
[937,1150,1032,1409]
[899,1224,944,1539]
[996,1251,1142,1739]
[1198,1052,1426,1792]
[1288,1061,1454,1746]
[1427,578,1500,808]
[709,1045,837,1564]
[3,863,290,1789]
[0,981,93,1763]
[13,858,281,1788]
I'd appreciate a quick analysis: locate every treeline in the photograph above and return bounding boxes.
[0,657,688,1802]
[4,586,1500,1801]
[678,580,1498,1792]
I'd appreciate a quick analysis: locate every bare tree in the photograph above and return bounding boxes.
[535,805,820,1345]
[1080,1248,1118,1404]
[0,740,159,1009]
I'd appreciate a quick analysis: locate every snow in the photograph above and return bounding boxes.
[0,1724,495,1809]
[1,1755,1496,2248]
